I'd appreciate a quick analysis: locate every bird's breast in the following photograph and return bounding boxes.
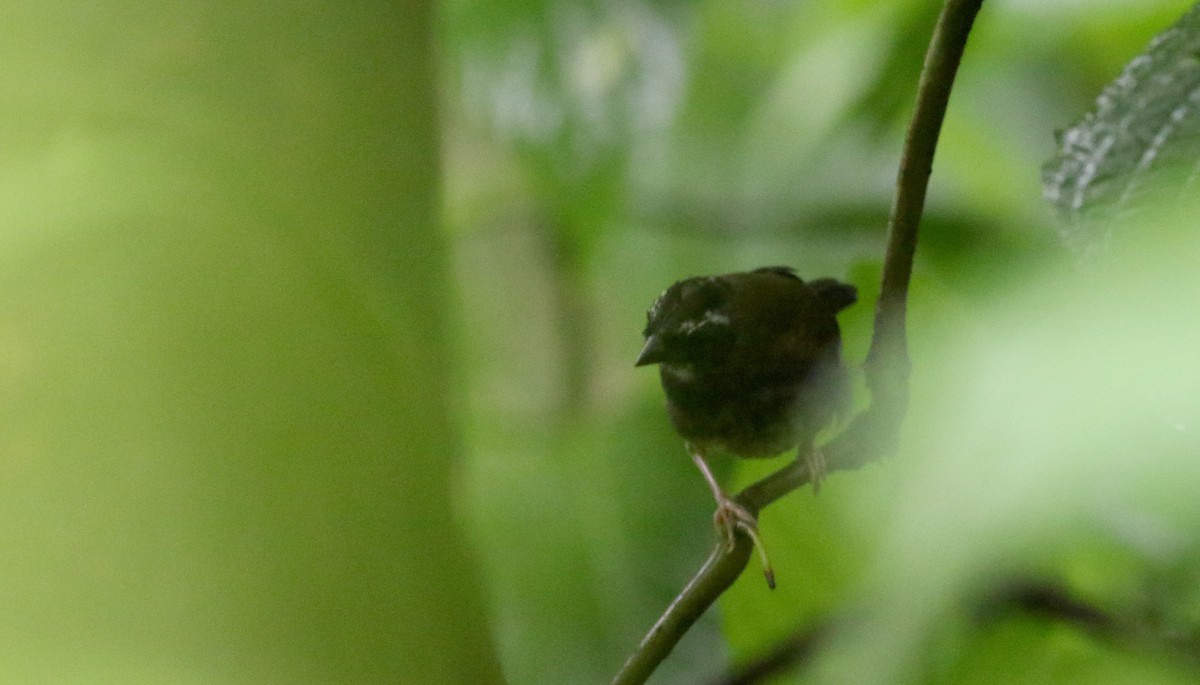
[660,364,814,458]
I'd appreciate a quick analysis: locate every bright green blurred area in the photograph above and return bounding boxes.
[0,3,501,684]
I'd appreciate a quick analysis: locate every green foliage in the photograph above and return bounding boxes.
[445,0,1200,683]
[1044,0,1200,253]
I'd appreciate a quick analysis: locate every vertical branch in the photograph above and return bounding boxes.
[867,0,984,405]
[611,1,985,683]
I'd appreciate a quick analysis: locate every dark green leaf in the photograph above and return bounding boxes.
[1043,2,1200,252]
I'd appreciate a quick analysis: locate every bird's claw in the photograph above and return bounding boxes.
[713,495,775,590]
[806,446,828,494]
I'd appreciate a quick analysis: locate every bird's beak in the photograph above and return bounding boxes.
[635,335,665,367]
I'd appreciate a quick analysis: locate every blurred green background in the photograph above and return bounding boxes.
[2,1,1198,684]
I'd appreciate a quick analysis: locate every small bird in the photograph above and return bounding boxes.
[636,266,857,587]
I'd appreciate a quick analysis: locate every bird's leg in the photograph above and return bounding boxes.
[802,443,828,494]
[688,445,775,589]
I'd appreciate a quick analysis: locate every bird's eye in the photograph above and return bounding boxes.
[668,309,734,366]
[697,287,725,311]
[673,277,725,313]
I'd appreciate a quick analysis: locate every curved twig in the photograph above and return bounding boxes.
[610,2,985,683]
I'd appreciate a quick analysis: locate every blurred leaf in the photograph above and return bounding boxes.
[808,199,1200,684]
[845,1,942,135]
[1043,1,1200,253]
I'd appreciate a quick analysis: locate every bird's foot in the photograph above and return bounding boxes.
[805,446,828,494]
[713,494,775,590]
[689,446,775,589]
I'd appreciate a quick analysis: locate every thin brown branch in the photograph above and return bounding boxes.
[611,2,983,683]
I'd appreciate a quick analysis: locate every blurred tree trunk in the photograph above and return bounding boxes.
[0,3,503,683]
